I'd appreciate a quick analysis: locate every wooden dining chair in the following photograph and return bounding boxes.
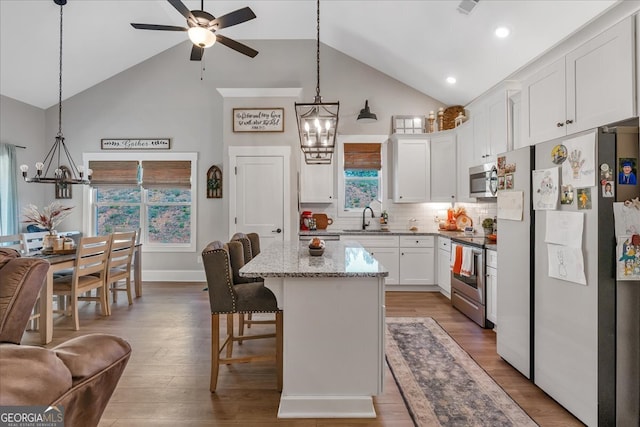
[21,231,50,254]
[104,231,136,315]
[52,235,111,330]
[0,234,27,254]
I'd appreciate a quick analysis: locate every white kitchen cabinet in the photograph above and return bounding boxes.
[430,132,456,202]
[455,119,475,202]
[468,86,512,166]
[509,92,522,150]
[299,154,334,203]
[486,249,498,325]
[399,236,435,285]
[392,136,430,203]
[522,17,635,146]
[437,237,451,298]
[346,235,400,286]
[366,246,400,286]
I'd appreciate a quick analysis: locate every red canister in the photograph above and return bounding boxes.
[300,211,313,231]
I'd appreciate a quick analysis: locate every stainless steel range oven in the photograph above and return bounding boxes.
[450,238,492,328]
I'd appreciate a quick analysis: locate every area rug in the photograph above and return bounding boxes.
[386,317,538,427]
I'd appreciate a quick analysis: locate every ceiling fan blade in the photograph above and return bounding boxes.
[131,23,187,31]
[168,0,197,25]
[216,34,258,58]
[208,7,256,30]
[190,45,204,61]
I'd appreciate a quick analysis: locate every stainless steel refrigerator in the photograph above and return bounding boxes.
[532,123,638,426]
[496,145,534,379]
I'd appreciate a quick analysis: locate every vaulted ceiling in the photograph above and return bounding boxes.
[0,0,620,110]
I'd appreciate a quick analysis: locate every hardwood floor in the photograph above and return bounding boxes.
[21,283,584,426]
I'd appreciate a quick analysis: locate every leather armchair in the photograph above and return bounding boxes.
[0,248,131,427]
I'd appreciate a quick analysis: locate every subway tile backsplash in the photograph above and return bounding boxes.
[300,201,497,233]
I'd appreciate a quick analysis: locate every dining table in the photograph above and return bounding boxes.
[30,244,142,344]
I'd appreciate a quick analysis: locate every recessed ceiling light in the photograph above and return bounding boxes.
[446,76,457,84]
[495,26,510,38]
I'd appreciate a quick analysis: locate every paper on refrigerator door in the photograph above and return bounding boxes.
[613,202,640,237]
[532,167,559,210]
[497,191,523,221]
[561,131,596,188]
[617,236,640,280]
[547,243,587,285]
[545,211,584,248]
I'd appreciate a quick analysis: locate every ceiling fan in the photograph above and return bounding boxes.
[131,0,258,61]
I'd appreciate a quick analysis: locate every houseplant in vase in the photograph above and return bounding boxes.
[23,202,74,251]
[482,217,494,236]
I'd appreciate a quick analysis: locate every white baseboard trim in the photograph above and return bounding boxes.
[143,270,206,282]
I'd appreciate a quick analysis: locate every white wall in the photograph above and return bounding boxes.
[17,39,445,277]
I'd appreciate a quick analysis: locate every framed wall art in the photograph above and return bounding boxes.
[207,165,222,199]
[392,115,426,134]
[101,138,171,150]
[233,108,284,132]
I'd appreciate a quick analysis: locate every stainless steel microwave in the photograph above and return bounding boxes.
[469,163,498,198]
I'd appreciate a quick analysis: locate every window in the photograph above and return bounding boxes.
[340,141,383,213]
[344,169,380,209]
[84,153,197,252]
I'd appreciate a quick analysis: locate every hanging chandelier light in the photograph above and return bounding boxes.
[295,0,339,165]
[20,0,91,185]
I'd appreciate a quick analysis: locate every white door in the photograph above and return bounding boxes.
[234,155,285,245]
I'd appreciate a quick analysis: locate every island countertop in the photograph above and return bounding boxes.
[240,240,389,278]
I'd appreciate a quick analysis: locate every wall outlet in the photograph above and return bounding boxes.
[196,256,202,264]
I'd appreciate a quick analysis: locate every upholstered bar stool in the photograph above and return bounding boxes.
[201,240,282,392]
[230,232,273,337]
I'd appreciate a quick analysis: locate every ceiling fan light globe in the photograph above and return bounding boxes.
[188,27,216,48]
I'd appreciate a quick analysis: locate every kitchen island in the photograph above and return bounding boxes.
[240,239,388,419]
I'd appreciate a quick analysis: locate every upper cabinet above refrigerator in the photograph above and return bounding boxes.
[521,16,635,146]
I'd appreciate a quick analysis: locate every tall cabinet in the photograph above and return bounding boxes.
[430,132,457,202]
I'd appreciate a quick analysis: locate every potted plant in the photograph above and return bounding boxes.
[482,217,494,236]
[23,202,74,250]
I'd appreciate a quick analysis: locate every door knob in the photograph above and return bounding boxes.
[556,122,564,127]
[565,119,574,124]
[272,228,282,233]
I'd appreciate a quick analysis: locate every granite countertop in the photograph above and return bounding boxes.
[299,229,497,249]
[299,229,439,237]
[240,240,389,278]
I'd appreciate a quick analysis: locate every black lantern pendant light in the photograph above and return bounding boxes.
[20,0,91,185]
[295,0,339,165]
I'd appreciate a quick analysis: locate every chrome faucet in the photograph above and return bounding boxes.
[362,206,375,230]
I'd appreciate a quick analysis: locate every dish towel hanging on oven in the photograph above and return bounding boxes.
[451,244,463,275]
[460,246,474,277]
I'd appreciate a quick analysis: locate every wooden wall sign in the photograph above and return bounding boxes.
[101,138,171,150]
[207,165,222,199]
[233,108,284,132]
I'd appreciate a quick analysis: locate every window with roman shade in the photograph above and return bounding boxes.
[88,160,139,186]
[85,153,197,252]
[342,142,382,209]
[141,160,191,188]
[343,143,382,170]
